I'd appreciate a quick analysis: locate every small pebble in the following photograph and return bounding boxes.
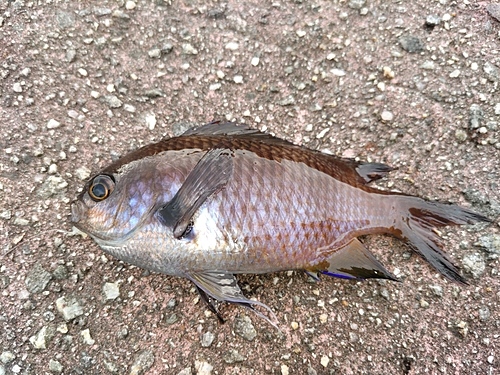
[129,350,154,375]
[47,119,61,129]
[100,95,123,108]
[425,15,441,26]
[0,352,15,364]
[30,326,55,349]
[125,1,136,10]
[148,48,161,58]
[320,355,329,368]
[348,0,366,9]
[124,104,136,112]
[13,82,22,93]
[75,166,91,181]
[80,329,95,345]
[462,253,486,278]
[291,321,299,330]
[234,315,257,341]
[251,57,260,66]
[194,361,213,375]
[383,66,394,79]
[200,332,215,347]
[49,359,63,374]
[182,43,198,55]
[56,296,84,321]
[449,69,460,78]
[25,263,53,294]
[48,164,58,174]
[419,299,430,308]
[398,35,424,53]
[144,113,156,130]
[478,306,490,321]
[209,83,221,91]
[381,110,394,122]
[331,68,346,76]
[421,61,435,70]
[223,349,245,364]
[78,68,88,76]
[225,42,239,51]
[103,282,120,300]
[469,104,484,130]
[233,75,243,84]
[281,364,289,375]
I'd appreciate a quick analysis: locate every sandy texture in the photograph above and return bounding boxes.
[1,0,499,374]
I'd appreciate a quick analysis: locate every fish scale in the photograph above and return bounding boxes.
[71,122,491,325]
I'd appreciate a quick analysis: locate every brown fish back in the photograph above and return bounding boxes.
[101,122,398,195]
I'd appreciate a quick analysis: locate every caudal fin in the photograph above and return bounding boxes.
[394,198,491,284]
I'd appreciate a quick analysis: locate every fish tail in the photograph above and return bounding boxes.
[392,197,491,284]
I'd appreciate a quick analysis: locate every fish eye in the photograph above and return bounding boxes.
[89,175,115,202]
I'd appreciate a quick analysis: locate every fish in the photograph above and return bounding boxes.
[71,121,491,325]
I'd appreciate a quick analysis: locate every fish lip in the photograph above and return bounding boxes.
[70,200,85,224]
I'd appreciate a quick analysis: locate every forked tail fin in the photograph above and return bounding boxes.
[393,198,491,283]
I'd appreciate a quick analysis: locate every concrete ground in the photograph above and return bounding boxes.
[1,0,499,374]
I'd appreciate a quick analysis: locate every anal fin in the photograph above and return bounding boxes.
[311,238,398,281]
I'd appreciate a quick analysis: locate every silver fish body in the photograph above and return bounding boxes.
[71,122,490,323]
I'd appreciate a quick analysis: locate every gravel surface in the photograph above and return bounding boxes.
[1,0,500,374]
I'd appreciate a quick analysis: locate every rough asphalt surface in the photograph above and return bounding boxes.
[1,0,500,374]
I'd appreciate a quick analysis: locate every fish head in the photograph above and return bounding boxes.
[71,161,164,244]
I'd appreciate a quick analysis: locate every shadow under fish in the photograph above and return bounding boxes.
[71,121,491,326]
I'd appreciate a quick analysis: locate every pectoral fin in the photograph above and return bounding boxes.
[310,238,398,281]
[186,271,278,328]
[158,148,233,238]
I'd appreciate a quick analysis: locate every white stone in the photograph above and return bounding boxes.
[233,75,243,84]
[145,113,156,130]
[80,329,95,345]
[251,57,260,66]
[381,110,394,122]
[13,82,22,93]
[124,104,136,112]
[47,119,61,129]
[194,361,213,375]
[103,282,120,300]
[321,355,330,368]
[209,83,221,91]
[75,166,91,181]
[331,68,346,76]
[125,1,136,10]
[225,42,239,51]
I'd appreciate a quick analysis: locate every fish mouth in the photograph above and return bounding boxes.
[70,200,88,227]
